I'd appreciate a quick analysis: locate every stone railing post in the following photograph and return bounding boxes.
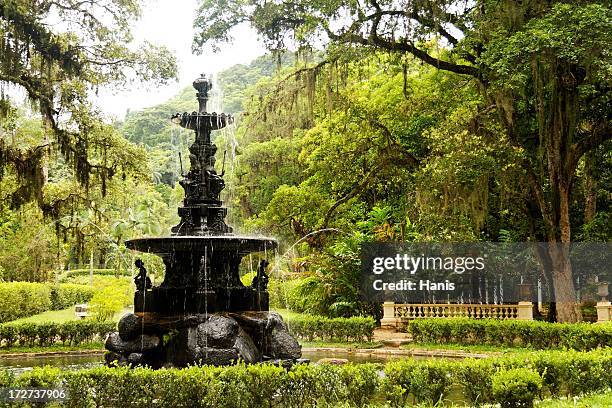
[596,301,611,323]
[381,301,398,328]
[517,301,533,320]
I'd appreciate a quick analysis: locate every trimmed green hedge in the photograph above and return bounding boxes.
[0,349,609,407]
[0,320,115,347]
[0,282,94,323]
[408,318,612,350]
[285,315,375,342]
[50,284,95,310]
[491,368,543,408]
[0,313,376,348]
[59,268,130,282]
[0,282,51,323]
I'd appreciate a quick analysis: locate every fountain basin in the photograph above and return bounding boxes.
[172,112,232,131]
[125,235,276,255]
[126,235,277,315]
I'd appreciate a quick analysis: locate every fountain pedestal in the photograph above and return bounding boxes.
[104,75,301,368]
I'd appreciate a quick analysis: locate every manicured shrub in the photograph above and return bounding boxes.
[491,368,543,408]
[408,318,612,350]
[50,284,95,310]
[454,358,495,404]
[285,315,375,342]
[383,359,453,405]
[0,282,94,322]
[59,269,131,282]
[1,350,609,408]
[89,286,129,321]
[0,320,115,347]
[0,282,51,322]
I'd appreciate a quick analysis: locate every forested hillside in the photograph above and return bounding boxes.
[119,53,295,187]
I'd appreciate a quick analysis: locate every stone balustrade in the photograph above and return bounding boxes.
[381,301,534,328]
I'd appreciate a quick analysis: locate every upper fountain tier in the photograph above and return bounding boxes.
[171,74,232,135]
[167,74,235,236]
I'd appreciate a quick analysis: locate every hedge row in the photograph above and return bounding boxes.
[0,314,375,348]
[407,318,612,350]
[285,315,375,342]
[0,320,115,347]
[50,284,96,310]
[0,349,609,407]
[59,268,130,282]
[0,282,94,323]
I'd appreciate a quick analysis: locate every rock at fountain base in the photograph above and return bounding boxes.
[104,312,301,368]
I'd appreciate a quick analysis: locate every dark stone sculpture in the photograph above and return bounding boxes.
[105,74,302,368]
[133,259,152,290]
[251,260,270,291]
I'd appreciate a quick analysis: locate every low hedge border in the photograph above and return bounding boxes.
[0,282,94,323]
[0,320,115,347]
[0,314,376,349]
[407,318,612,350]
[0,349,609,407]
[285,315,375,342]
[59,269,131,282]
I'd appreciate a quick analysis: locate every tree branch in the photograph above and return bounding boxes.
[328,25,479,78]
[525,161,556,241]
[321,161,384,230]
[571,121,611,170]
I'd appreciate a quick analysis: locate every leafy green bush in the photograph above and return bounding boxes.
[268,278,310,312]
[492,368,543,408]
[61,274,132,289]
[385,349,611,406]
[58,268,131,282]
[408,318,612,350]
[286,315,375,342]
[0,282,95,322]
[0,282,51,322]
[89,286,130,321]
[240,271,256,286]
[0,320,115,347]
[0,349,609,407]
[50,284,95,310]
[383,359,453,405]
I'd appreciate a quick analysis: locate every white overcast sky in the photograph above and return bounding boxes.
[93,0,266,120]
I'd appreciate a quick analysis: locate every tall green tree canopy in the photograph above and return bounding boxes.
[194,0,612,322]
[0,0,177,204]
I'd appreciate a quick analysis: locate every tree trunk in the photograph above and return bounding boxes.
[583,153,597,223]
[540,63,582,323]
[551,186,582,322]
[547,243,580,322]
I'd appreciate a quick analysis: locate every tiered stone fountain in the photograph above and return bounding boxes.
[104,75,302,368]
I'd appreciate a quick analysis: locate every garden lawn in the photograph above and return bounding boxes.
[272,308,307,320]
[537,390,612,407]
[300,340,383,349]
[402,342,534,354]
[9,307,79,324]
[9,306,131,324]
[0,342,104,354]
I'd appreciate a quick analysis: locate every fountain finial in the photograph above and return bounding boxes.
[193,73,213,113]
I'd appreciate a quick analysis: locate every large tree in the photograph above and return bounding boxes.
[1,0,177,206]
[194,0,612,322]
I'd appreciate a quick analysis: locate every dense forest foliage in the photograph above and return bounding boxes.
[0,1,610,323]
[193,0,612,322]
